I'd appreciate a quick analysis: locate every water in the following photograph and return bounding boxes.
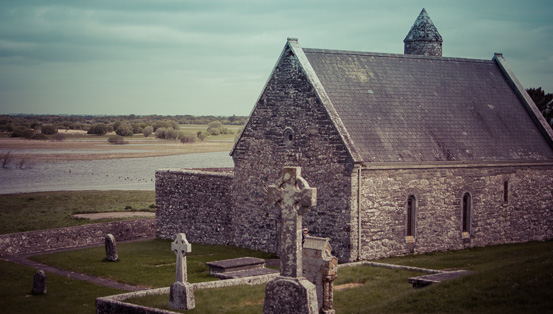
[1,151,233,194]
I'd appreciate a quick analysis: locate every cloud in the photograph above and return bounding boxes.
[1,0,552,115]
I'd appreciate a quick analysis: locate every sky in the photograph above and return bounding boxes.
[1,0,552,116]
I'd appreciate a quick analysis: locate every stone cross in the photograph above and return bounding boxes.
[104,234,118,262]
[268,166,317,278]
[171,233,191,283]
[169,233,195,310]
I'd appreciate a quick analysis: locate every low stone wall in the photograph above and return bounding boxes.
[96,273,278,314]
[155,168,234,245]
[0,219,155,256]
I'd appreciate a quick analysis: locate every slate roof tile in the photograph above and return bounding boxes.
[303,49,553,162]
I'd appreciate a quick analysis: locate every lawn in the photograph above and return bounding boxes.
[0,190,155,234]
[0,260,124,314]
[30,239,277,288]
[27,238,553,313]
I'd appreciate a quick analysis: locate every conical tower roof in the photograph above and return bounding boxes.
[404,8,443,56]
[404,8,443,42]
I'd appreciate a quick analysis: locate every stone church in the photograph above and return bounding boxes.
[156,9,553,262]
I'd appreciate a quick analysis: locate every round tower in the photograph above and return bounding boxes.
[404,8,443,57]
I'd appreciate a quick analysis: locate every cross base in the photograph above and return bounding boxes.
[169,281,195,310]
[263,276,318,314]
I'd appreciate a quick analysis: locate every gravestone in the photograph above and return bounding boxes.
[169,233,195,310]
[263,167,319,314]
[104,234,118,262]
[303,236,338,314]
[31,270,47,295]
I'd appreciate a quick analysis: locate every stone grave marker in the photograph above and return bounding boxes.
[104,234,118,262]
[263,166,319,314]
[303,236,338,314]
[31,270,47,295]
[169,233,195,310]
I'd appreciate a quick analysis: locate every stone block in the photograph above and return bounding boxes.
[169,281,195,310]
[263,277,318,314]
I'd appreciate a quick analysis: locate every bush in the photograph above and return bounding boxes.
[115,123,134,137]
[180,134,197,143]
[41,124,57,135]
[197,131,210,141]
[10,127,34,138]
[50,133,66,142]
[87,124,108,135]
[31,133,49,140]
[155,127,178,140]
[207,120,223,135]
[143,126,153,137]
[107,135,128,144]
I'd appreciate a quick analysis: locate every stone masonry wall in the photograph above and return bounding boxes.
[0,219,155,256]
[357,164,553,260]
[155,169,234,245]
[231,44,356,261]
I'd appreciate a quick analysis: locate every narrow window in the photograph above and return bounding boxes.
[406,195,416,237]
[503,181,509,204]
[462,193,471,233]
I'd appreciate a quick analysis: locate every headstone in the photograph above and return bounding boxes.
[303,236,338,314]
[31,270,47,295]
[263,167,319,314]
[104,234,118,262]
[169,233,195,310]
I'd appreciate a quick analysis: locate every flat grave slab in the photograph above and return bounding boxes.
[206,257,266,276]
[409,270,472,288]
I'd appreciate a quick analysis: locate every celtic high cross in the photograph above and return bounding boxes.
[171,233,191,283]
[268,166,317,278]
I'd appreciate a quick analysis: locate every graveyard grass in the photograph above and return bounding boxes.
[0,190,155,234]
[20,238,553,313]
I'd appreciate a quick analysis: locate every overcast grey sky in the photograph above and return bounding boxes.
[1,0,552,116]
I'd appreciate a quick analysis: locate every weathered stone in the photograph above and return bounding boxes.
[169,233,194,310]
[31,270,47,295]
[169,281,195,310]
[303,236,338,313]
[263,277,318,314]
[104,234,118,262]
[263,167,318,314]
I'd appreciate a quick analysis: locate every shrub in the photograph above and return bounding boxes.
[50,133,66,142]
[197,131,210,141]
[31,133,49,140]
[155,127,178,140]
[41,124,57,135]
[143,126,153,137]
[207,120,223,135]
[107,135,128,144]
[10,127,34,138]
[87,124,108,136]
[115,123,134,137]
[180,134,197,143]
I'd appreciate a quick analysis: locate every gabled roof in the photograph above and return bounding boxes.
[300,46,553,162]
[231,39,553,164]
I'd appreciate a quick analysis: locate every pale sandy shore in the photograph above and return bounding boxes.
[0,138,233,162]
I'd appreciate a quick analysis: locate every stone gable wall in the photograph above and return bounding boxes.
[155,169,234,245]
[231,45,356,261]
[357,165,553,260]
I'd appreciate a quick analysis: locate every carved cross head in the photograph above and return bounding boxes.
[171,233,191,257]
[268,167,317,216]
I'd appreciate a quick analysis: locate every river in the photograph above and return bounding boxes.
[0,151,233,194]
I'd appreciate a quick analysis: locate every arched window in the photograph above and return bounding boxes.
[462,193,471,234]
[406,195,416,237]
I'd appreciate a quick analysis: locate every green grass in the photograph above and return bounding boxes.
[125,240,553,313]
[0,260,124,314]
[30,239,277,288]
[0,190,155,234]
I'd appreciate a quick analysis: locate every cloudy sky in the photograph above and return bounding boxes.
[1,0,552,116]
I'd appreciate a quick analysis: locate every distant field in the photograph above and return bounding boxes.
[0,124,239,162]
